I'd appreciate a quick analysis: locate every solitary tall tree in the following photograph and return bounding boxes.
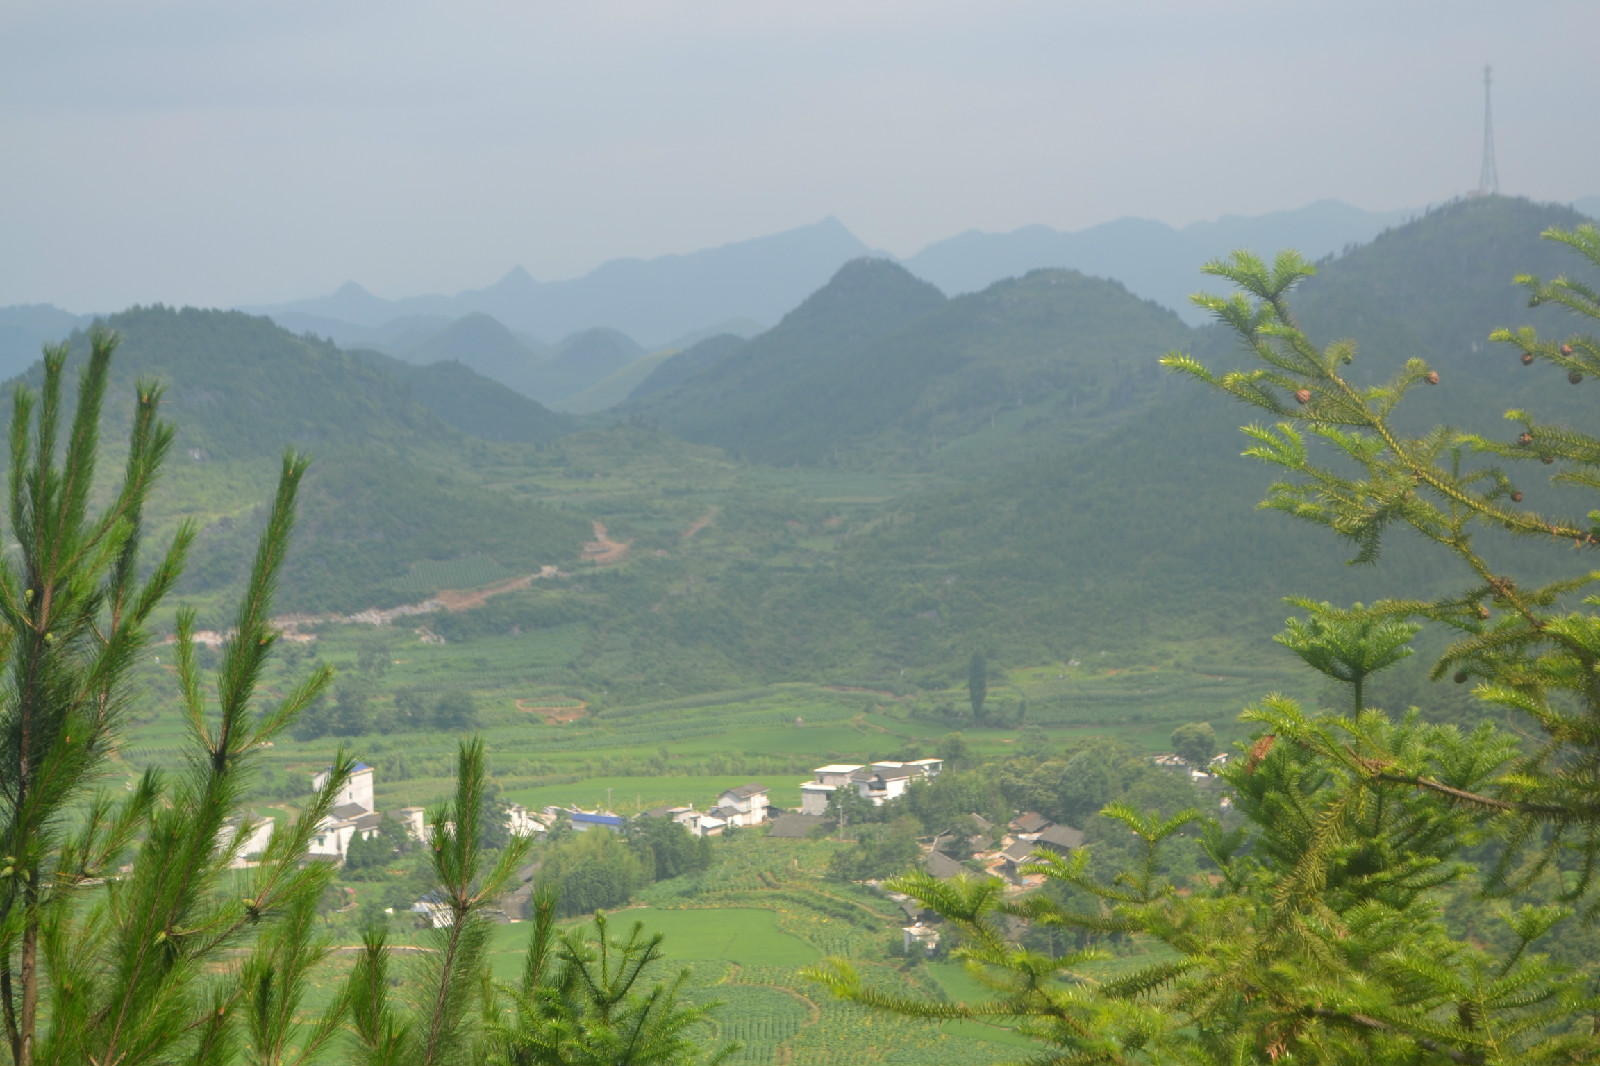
[966,651,987,724]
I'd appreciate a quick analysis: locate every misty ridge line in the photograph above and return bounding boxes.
[5,195,1598,404]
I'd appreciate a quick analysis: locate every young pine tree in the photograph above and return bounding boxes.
[810,223,1600,1063]
[0,328,348,1066]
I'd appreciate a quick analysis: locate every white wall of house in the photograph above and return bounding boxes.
[716,789,769,824]
[396,806,428,842]
[308,820,356,861]
[216,816,276,868]
[311,766,374,812]
[506,804,545,838]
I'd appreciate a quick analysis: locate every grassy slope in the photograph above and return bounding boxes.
[558,346,680,413]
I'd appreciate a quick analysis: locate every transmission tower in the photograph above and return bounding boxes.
[1475,63,1499,197]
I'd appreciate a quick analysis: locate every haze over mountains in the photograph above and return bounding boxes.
[5,194,1586,690]
[6,197,1597,418]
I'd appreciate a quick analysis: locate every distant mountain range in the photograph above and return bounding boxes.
[243,201,1419,345]
[244,217,879,346]
[5,196,1596,411]
[904,199,1416,321]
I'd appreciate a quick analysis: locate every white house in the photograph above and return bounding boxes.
[798,759,942,812]
[411,891,453,928]
[396,806,428,843]
[801,765,861,815]
[216,814,275,869]
[713,783,769,828]
[312,763,375,812]
[307,762,381,863]
[505,803,545,838]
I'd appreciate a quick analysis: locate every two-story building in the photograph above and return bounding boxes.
[712,783,769,828]
[307,763,382,863]
[798,760,944,814]
[849,759,944,806]
[800,765,862,815]
[217,814,275,868]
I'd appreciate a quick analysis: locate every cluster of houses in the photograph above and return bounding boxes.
[220,763,573,871]
[1153,751,1230,781]
[229,757,956,872]
[799,758,944,814]
[224,754,1091,946]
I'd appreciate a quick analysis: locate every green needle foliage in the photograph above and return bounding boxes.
[491,888,737,1066]
[1275,599,1420,714]
[344,737,535,1066]
[1164,222,1600,908]
[809,224,1600,1063]
[0,327,346,1066]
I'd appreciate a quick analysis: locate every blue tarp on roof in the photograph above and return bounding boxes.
[571,812,624,827]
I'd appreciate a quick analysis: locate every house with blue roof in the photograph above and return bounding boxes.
[308,762,380,863]
[570,810,624,832]
[311,762,374,813]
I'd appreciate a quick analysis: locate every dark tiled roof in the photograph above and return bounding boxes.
[353,812,383,831]
[1037,824,1085,851]
[925,850,966,880]
[768,813,827,839]
[969,814,994,831]
[331,802,369,821]
[721,783,767,800]
[1002,839,1037,862]
[1011,812,1051,834]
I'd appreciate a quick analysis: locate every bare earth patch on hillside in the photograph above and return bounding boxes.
[515,699,588,725]
[683,506,719,539]
[582,521,630,565]
[435,565,564,611]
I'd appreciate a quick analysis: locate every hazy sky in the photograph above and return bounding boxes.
[3,1,1596,312]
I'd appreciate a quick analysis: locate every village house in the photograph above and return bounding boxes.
[797,758,943,814]
[216,814,275,869]
[800,764,862,815]
[652,805,725,838]
[1009,811,1051,836]
[1036,824,1086,856]
[505,802,545,838]
[307,762,382,863]
[570,810,624,832]
[396,806,427,843]
[312,762,375,811]
[712,783,770,828]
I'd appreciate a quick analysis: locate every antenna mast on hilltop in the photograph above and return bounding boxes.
[1475,64,1499,197]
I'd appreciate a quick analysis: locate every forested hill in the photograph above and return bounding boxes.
[625,258,947,459]
[815,196,1593,676]
[23,307,590,614]
[1291,196,1594,385]
[628,258,1190,469]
